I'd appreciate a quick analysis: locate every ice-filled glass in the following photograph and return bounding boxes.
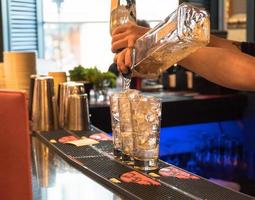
[118,89,140,162]
[132,3,210,78]
[109,93,122,158]
[130,96,161,170]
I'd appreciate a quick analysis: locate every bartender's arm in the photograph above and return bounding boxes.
[179,47,255,91]
[111,23,255,91]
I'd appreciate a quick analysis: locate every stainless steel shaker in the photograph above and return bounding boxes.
[31,76,58,131]
[58,82,85,128]
[29,74,47,120]
[66,94,90,131]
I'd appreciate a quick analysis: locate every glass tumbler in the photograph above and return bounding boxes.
[109,93,122,158]
[118,89,140,163]
[130,96,161,170]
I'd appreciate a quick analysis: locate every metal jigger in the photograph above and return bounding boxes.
[66,94,90,131]
[31,76,58,131]
[58,82,86,129]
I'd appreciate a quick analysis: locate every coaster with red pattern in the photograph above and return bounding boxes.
[89,133,112,141]
[58,135,78,144]
[120,171,161,186]
[159,166,199,180]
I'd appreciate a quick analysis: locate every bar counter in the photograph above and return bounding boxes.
[31,126,254,200]
[32,136,122,200]
[89,90,247,132]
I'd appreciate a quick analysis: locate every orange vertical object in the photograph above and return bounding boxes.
[0,90,32,200]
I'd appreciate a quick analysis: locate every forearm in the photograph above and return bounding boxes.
[209,35,241,52]
[179,47,255,91]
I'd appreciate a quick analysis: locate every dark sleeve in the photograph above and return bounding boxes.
[241,42,255,57]
[108,63,119,76]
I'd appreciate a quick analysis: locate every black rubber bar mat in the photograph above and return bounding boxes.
[35,127,254,200]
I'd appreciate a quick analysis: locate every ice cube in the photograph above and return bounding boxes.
[146,112,156,122]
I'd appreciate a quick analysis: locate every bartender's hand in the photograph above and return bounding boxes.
[111,23,150,74]
[114,48,133,74]
[111,23,150,53]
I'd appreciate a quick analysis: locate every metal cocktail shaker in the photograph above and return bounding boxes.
[31,76,58,131]
[29,74,47,120]
[58,82,86,128]
[66,94,90,131]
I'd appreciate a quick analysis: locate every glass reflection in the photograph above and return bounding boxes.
[32,137,122,200]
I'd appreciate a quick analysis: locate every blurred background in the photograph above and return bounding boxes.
[0,0,251,73]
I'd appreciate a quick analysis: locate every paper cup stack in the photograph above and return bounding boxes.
[4,51,37,95]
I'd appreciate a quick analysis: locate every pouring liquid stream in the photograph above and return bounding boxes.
[121,48,136,90]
